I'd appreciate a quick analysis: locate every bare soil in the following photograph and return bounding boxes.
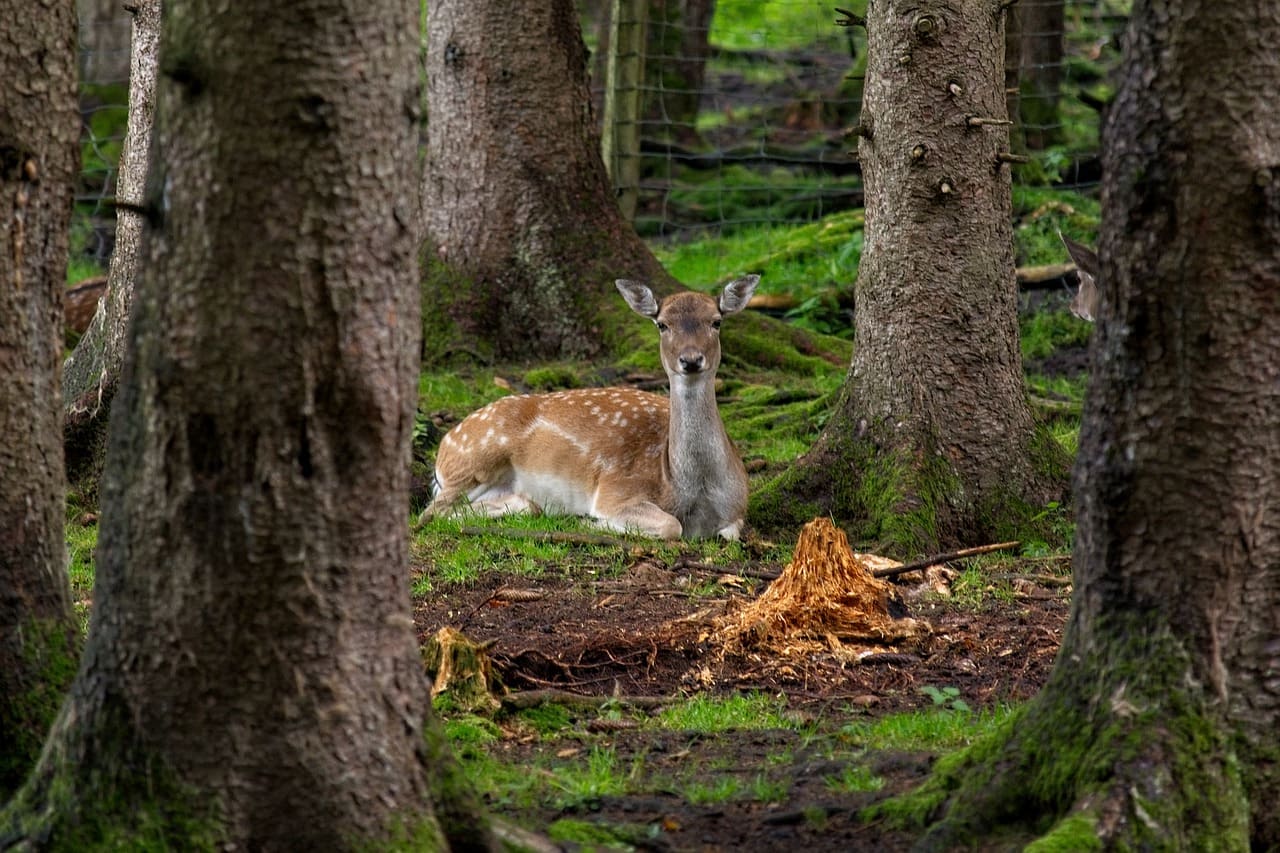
[413,545,1071,851]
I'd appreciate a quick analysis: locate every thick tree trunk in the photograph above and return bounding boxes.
[752,0,1067,552]
[0,0,81,797]
[887,2,1280,848]
[423,0,674,364]
[4,1,491,847]
[62,0,160,497]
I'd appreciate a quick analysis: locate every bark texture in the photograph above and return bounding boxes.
[63,0,159,496]
[423,0,673,364]
[752,0,1066,551]
[5,1,490,847]
[894,2,1280,848]
[0,0,81,796]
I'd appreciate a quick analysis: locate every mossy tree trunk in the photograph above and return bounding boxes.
[891,2,1280,848]
[752,0,1067,552]
[423,0,675,365]
[0,0,81,797]
[62,0,159,498]
[2,1,491,848]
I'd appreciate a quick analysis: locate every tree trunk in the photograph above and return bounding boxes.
[423,0,674,364]
[888,2,1280,848]
[63,0,160,498]
[1018,0,1064,150]
[751,0,1067,552]
[4,1,491,847]
[0,0,81,797]
[644,0,717,142]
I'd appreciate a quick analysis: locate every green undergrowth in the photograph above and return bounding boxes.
[438,691,1020,842]
[411,510,780,594]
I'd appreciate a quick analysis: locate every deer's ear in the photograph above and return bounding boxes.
[616,280,660,318]
[718,275,760,316]
[1059,233,1100,278]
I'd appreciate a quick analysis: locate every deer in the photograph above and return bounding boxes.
[1060,234,1100,322]
[417,275,761,540]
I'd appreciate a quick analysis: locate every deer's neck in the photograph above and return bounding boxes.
[665,376,735,500]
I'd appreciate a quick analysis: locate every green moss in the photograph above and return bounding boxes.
[1024,815,1102,852]
[866,615,1249,850]
[546,817,628,845]
[419,248,484,367]
[1,719,226,851]
[521,364,582,391]
[420,709,495,850]
[0,617,79,797]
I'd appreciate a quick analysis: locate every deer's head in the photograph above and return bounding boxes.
[616,276,759,386]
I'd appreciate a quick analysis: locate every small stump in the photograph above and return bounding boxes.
[716,517,930,658]
[422,626,502,714]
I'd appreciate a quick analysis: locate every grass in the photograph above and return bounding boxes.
[653,692,799,732]
[437,690,1020,837]
[838,705,1015,752]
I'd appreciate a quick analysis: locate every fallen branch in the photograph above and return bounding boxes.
[873,541,1021,579]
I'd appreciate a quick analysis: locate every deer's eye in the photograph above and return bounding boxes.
[711,319,722,330]
[655,321,669,333]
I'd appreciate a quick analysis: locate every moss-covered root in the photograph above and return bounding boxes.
[865,618,1250,851]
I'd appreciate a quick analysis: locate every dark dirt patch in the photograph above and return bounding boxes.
[414,549,1071,850]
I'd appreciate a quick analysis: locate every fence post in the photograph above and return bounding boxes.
[601,0,647,222]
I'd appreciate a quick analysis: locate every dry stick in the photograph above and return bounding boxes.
[871,540,1021,579]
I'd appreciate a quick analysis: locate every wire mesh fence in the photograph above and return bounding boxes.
[71,2,1127,277]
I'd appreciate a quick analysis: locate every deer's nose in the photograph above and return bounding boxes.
[678,352,706,373]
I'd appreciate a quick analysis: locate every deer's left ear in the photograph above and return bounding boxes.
[719,275,760,315]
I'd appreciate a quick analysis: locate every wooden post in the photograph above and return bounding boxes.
[601,0,647,222]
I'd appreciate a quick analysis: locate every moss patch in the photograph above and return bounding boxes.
[0,617,80,797]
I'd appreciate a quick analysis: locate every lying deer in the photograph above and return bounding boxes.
[1060,234,1099,322]
[418,276,760,540]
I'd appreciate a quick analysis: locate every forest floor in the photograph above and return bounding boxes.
[411,540,1072,851]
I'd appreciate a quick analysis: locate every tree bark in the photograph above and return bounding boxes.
[422,0,674,364]
[0,0,81,798]
[751,0,1068,552]
[63,0,160,497]
[889,1,1280,848]
[4,1,492,847]
[1017,0,1064,150]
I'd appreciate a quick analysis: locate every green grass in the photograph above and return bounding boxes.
[839,705,1015,752]
[653,692,800,732]
[824,764,885,794]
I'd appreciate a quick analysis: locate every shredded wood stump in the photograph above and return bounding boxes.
[422,626,501,713]
[714,517,930,660]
